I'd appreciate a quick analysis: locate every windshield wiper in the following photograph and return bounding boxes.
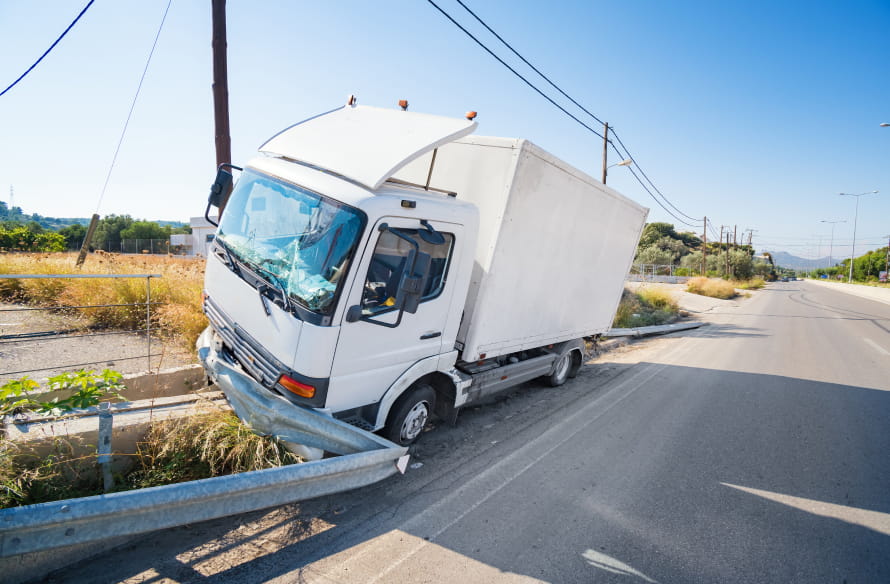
[267,274,296,315]
[256,270,304,320]
[215,238,242,279]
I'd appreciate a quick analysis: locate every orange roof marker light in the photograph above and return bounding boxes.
[399,99,409,111]
[465,111,477,121]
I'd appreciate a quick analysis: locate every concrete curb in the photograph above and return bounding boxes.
[805,278,890,306]
[32,363,206,404]
[603,321,706,338]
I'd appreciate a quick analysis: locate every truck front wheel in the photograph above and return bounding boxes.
[384,384,437,446]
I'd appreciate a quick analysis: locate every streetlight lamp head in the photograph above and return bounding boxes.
[607,158,633,169]
[881,122,890,127]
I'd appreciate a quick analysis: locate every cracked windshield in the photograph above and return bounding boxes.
[216,170,364,313]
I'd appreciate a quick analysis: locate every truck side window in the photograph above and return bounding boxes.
[362,229,454,314]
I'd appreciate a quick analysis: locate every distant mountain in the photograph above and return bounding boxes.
[765,250,837,270]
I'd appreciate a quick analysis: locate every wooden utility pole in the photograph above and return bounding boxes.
[212,0,232,216]
[723,229,730,277]
[885,234,890,277]
[733,224,738,246]
[601,122,609,184]
[701,216,707,276]
[75,214,100,267]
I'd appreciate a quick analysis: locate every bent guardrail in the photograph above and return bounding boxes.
[0,446,406,557]
[0,328,410,558]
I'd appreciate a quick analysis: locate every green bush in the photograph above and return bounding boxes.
[0,227,65,252]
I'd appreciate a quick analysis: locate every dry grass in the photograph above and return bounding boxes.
[0,252,207,350]
[128,406,301,489]
[732,277,765,290]
[686,277,737,299]
[1,406,302,508]
[613,287,679,328]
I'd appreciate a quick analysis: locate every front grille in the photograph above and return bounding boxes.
[204,298,284,389]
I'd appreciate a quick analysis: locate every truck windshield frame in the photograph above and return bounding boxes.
[216,169,367,321]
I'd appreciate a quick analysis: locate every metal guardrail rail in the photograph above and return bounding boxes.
[0,446,406,557]
[0,328,410,557]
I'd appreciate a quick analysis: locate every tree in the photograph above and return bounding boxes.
[120,221,171,241]
[58,223,87,249]
[635,246,675,266]
[677,231,702,249]
[638,222,679,248]
[92,215,134,250]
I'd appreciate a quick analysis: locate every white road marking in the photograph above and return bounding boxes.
[864,338,889,356]
[582,549,659,583]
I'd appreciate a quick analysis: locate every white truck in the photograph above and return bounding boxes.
[198,102,648,446]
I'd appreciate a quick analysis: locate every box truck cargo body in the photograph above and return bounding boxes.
[198,103,648,446]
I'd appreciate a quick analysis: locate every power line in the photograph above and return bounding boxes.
[0,0,96,98]
[450,0,701,225]
[95,0,173,213]
[425,0,605,140]
[610,129,701,223]
[608,140,701,227]
[427,0,704,228]
[452,0,606,127]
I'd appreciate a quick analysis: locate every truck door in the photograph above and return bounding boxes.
[328,217,461,415]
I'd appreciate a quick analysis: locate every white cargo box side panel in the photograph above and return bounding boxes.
[459,141,647,361]
[394,137,647,362]
[394,137,523,345]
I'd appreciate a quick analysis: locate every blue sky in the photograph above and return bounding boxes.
[1,0,888,258]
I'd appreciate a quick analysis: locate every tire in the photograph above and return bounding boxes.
[384,384,436,446]
[546,352,572,387]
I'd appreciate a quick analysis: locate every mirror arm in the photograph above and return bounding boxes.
[204,201,219,227]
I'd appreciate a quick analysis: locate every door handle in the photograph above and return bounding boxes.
[420,331,442,340]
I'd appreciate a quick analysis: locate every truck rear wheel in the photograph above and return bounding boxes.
[546,352,573,387]
[384,384,436,446]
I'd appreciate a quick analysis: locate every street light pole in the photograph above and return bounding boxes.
[839,191,878,282]
[820,219,845,273]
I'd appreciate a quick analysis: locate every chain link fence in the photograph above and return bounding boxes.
[68,239,192,255]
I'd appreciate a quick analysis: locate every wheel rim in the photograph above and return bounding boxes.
[555,353,571,383]
[400,401,430,442]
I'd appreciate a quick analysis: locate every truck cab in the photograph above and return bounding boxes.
[201,104,479,444]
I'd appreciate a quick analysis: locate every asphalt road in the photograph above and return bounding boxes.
[44,280,890,583]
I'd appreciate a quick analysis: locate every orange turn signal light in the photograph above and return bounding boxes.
[278,374,316,398]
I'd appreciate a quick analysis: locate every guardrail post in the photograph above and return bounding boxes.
[145,276,152,373]
[97,402,114,492]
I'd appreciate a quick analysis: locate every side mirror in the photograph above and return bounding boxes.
[345,305,363,323]
[208,168,233,208]
[397,250,432,314]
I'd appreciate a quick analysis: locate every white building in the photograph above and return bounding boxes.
[171,216,218,256]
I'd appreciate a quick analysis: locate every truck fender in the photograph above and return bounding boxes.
[373,354,457,430]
